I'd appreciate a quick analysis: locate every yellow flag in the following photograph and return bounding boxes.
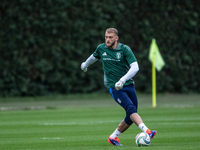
[149,39,165,71]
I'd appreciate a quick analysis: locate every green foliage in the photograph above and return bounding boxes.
[0,0,200,96]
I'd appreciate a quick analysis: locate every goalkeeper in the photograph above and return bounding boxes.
[81,28,157,146]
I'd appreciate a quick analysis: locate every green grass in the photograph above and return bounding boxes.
[0,93,200,150]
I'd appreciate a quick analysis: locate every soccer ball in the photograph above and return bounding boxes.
[135,132,151,146]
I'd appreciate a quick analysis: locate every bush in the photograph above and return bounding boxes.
[0,0,199,96]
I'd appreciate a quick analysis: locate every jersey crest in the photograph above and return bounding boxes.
[116,52,121,59]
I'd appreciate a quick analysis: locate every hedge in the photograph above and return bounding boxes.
[0,0,199,96]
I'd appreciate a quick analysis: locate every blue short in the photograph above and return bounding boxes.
[109,84,138,125]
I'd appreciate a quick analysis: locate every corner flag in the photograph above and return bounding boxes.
[148,39,165,108]
[149,39,165,71]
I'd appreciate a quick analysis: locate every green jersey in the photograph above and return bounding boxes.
[93,43,137,89]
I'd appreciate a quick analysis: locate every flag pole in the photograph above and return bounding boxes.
[152,56,156,108]
[149,38,165,108]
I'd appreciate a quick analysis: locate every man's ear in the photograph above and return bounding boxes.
[116,36,119,41]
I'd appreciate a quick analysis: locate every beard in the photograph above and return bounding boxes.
[106,41,116,49]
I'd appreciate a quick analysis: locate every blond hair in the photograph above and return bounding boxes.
[106,28,118,36]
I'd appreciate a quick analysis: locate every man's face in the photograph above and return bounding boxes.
[105,32,118,48]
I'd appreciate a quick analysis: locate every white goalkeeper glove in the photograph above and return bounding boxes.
[81,62,87,72]
[115,80,124,90]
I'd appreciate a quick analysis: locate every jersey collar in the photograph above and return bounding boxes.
[104,43,122,50]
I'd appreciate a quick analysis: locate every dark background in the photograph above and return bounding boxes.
[0,0,199,96]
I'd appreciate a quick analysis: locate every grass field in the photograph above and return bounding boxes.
[0,93,200,150]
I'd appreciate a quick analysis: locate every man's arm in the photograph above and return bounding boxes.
[81,54,98,72]
[120,62,139,83]
[115,62,139,90]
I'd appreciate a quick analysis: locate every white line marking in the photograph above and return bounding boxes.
[159,122,200,125]
[40,120,119,126]
[39,118,200,126]
[42,137,62,140]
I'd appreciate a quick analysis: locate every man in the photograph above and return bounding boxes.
[81,28,157,146]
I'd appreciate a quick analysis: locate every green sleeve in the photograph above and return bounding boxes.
[123,45,137,65]
[93,44,101,59]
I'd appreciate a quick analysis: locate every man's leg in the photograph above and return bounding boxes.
[130,112,157,138]
[108,87,134,146]
[110,119,130,139]
[130,112,148,133]
[126,86,157,138]
[108,119,130,146]
[117,119,130,133]
[130,113,143,126]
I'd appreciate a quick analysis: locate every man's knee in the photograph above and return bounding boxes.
[124,105,137,125]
